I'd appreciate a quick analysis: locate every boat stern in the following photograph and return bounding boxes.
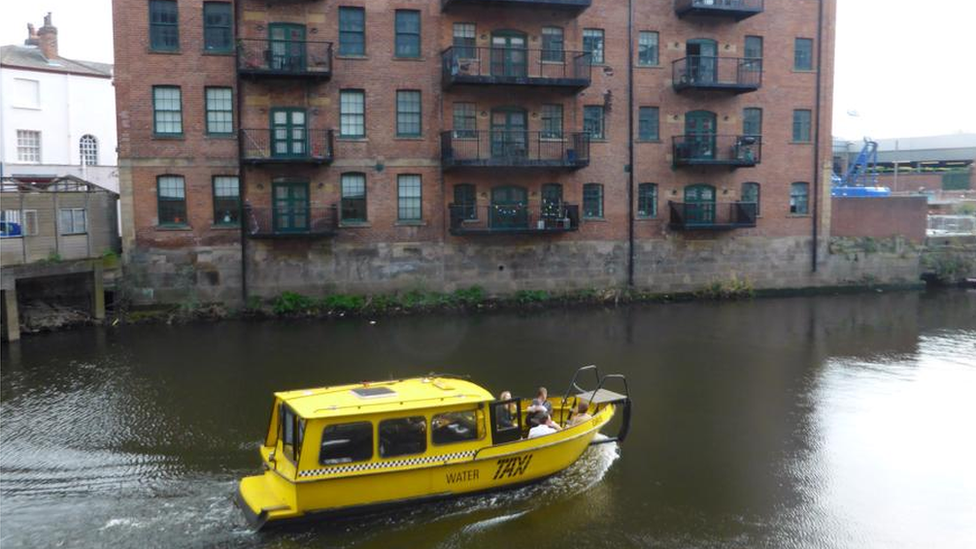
[236,473,300,530]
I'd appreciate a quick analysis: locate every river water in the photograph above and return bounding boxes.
[2,290,975,549]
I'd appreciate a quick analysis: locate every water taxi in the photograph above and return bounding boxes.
[236,366,631,529]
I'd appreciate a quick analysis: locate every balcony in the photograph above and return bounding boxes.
[237,39,332,80]
[672,57,762,93]
[245,205,338,239]
[674,0,764,21]
[442,131,590,170]
[240,129,334,165]
[672,135,761,168]
[442,47,591,90]
[441,0,591,12]
[668,201,757,231]
[449,203,580,235]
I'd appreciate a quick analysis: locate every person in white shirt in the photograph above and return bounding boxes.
[527,413,561,438]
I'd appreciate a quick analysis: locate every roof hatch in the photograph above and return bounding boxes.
[350,386,397,399]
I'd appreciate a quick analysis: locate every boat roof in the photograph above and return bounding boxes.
[277,377,495,419]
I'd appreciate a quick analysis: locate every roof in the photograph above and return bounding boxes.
[0,45,112,78]
[278,377,495,419]
[1,174,118,195]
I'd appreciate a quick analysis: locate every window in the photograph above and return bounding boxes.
[453,23,476,59]
[149,0,179,52]
[79,135,98,166]
[157,175,187,225]
[743,108,762,136]
[153,86,183,136]
[454,184,476,221]
[338,7,365,56]
[16,130,41,163]
[453,103,477,139]
[396,90,421,137]
[212,176,239,226]
[582,29,604,64]
[541,183,563,219]
[793,109,812,142]
[637,183,657,218]
[340,172,367,222]
[0,210,38,236]
[741,182,760,216]
[13,79,40,108]
[339,89,365,138]
[744,35,763,73]
[320,422,373,465]
[794,38,814,71]
[432,410,480,445]
[203,2,232,52]
[583,106,605,140]
[638,31,658,66]
[205,87,233,135]
[394,10,421,58]
[583,183,603,219]
[541,27,564,62]
[379,416,427,457]
[790,182,809,215]
[397,174,422,221]
[541,104,563,139]
[279,404,304,463]
[638,107,659,141]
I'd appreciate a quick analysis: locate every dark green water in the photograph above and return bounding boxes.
[2,291,975,549]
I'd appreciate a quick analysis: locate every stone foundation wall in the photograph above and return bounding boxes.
[124,245,242,305]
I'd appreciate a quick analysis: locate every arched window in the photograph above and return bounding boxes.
[741,182,760,216]
[80,135,98,166]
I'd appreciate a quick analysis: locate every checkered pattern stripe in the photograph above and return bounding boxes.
[299,450,477,478]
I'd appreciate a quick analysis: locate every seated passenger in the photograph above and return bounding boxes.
[568,401,593,427]
[528,413,561,438]
[497,391,516,428]
[526,387,552,427]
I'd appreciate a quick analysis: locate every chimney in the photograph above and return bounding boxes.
[24,23,39,47]
[37,13,58,60]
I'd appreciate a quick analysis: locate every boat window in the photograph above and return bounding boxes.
[432,410,480,445]
[379,416,427,458]
[319,421,373,465]
[279,403,304,463]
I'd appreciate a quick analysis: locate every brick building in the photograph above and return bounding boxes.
[114,0,854,305]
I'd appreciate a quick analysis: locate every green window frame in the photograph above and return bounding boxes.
[149,0,179,52]
[638,31,658,66]
[395,10,421,58]
[205,87,233,135]
[637,183,657,219]
[541,27,564,63]
[741,182,760,216]
[541,183,563,219]
[583,29,604,64]
[794,38,814,71]
[203,2,232,52]
[272,179,310,233]
[157,175,187,226]
[743,107,762,137]
[453,23,476,59]
[270,108,307,157]
[397,174,422,221]
[793,109,812,142]
[638,107,659,141]
[582,183,603,219]
[396,90,421,137]
[583,105,605,140]
[790,182,809,215]
[340,172,367,223]
[212,176,240,226]
[338,7,365,56]
[454,184,477,221]
[339,89,365,138]
[541,104,563,139]
[152,86,183,136]
[453,103,476,139]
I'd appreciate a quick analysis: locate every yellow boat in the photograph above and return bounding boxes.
[236,366,631,529]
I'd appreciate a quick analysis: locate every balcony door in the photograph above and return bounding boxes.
[491,107,528,160]
[273,179,309,233]
[271,108,307,158]
[684,110,716,160]
[490,186,528,229]
[490,31,528,78]
[269,23,306,72]
[686,38,717,84]
[684,184,716,225]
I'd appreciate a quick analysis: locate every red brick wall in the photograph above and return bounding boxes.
[830,196,927,244]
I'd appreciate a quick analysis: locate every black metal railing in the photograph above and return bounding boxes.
[449,203,580,235]
[245,205,338,238]
[442,131,590,169]
[240,129,334,164]
[442,0,592,11]
[237,39,332,78]
[668,201,757,230]
[674,0,764,20]
[672,56,762,91]
[672,135,761,167]
[442,47,592,89]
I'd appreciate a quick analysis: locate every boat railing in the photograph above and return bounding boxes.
[560,364,632,444]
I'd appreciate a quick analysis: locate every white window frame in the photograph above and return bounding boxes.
[17,130,42,163]
[59,208,88,235]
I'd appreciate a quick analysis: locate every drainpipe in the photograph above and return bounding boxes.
[626,0,635,287]
[235,0,248,303]
[811,0,825,272]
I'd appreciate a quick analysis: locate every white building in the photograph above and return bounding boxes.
[0,14,118,193]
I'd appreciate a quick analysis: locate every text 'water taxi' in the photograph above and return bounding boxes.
[236,366,631,528]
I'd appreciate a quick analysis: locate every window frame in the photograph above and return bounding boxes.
[452,103,477,139]
[212,175,240,226]
[582,28,605,64]
[149,0,179,52]
[582,183,604,219]
[637,31,659,67]
[338,6,366,56]
[152,85,183,137]
[202,2,233,53]
[378,416,428,458]
[319,421,374,465]
[541,26,565,63]
[431,409,482,446]
[794,38,814,71]
[340,172,368,223]
[540,104,564,140]
[792,109,812,143]
[16,130,41,163]
[743,107,762,137]
[453,184,477,221]
[638,106,659,141]
[339,89,366,139]
[790,182,810,215]
[0,210,39,237]
[58,208,88,236]
[395,90,422,138]
[394,10,421,59]
[453,23,476,59]
[157,175,187,227]
[741,182,761,217]
[204,87,234,136]
[583,105,605,140]
[79,134,98,166]
[397,174,423,222]
[637,183,658,219]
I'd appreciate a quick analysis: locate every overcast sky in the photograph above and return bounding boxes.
[2,0,974,139]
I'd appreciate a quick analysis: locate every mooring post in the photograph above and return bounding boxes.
[91,262,105,320]
[2,288,21,342]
